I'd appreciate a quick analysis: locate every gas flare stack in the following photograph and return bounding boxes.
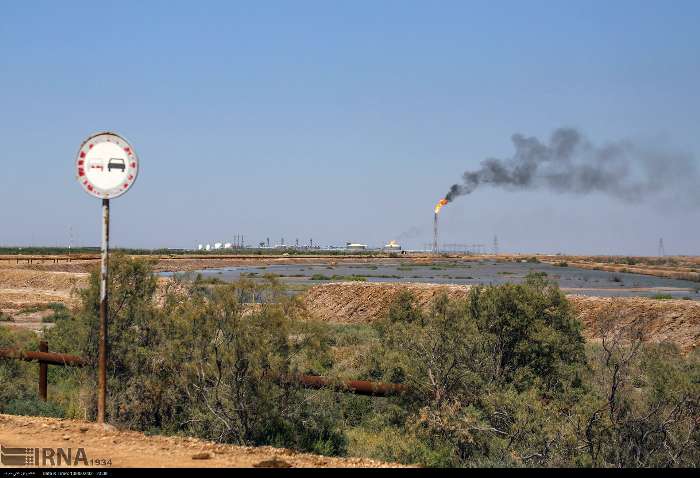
[433,198,448,254]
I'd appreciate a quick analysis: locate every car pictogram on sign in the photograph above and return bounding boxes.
[76,132,139,199]
[108,158,126,172]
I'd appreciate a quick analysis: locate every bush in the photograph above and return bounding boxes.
[357,278,700,467]
[3,397,65,418]
[4,255,698,467]
[46,254,346,454]
[0,327,44,414]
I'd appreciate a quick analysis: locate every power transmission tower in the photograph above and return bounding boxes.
[493,235,499,255]
[658,238,665,257]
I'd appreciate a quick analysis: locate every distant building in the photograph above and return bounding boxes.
[197,244,203,251]
[346,242,367,251]
[205,244,211,251]
[224,242,232,249]
[383,240,402,252]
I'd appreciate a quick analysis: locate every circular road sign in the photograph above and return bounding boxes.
[75,132,139,199]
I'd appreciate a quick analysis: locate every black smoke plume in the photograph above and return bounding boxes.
[444,128,697,204]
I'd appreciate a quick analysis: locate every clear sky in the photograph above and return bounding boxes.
[1,1,699,255]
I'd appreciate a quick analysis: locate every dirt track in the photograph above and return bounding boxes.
[301,282,700,352]
[0,414,401,468]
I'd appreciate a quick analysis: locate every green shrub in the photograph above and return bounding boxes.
[45,254,346,455]
[3,397,65,418]
[362,275,587,466]
[0,327,44,414]
[4,255,699,468]
[357,279,700,467]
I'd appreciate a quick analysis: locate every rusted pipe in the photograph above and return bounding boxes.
[0,348,87,367]
[0,348,406,397]
[290,374,408,397]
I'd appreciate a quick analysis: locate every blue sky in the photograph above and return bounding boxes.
[1,1,699,254]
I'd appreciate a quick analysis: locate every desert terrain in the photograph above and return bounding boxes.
[1,253,698,468]
[0,414,400,468]
[1,254,699,352]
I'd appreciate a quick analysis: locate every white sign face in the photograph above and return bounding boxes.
[76,132,139,199]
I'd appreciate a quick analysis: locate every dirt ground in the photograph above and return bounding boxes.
[301,282,700,352]
[0,269,88,332]
[0,414,401,468]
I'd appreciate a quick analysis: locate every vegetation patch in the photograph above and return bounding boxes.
[1,256,698,467]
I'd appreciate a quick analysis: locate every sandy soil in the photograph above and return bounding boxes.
[0,269,88,332]
[0,269,87,330]
[570,295,700,352]
[0,414,401,468]
[301,282,700,352]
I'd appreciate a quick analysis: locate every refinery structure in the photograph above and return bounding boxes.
[195,237,408,253]
[193,236,490,254]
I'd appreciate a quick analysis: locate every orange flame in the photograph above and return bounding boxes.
[434,198,449,214]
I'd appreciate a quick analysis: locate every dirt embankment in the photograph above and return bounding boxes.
[301,282,700,352]
[0,269,88,311]
[0,414,401,468]
[0,269,89,332]
[569,295,700,352]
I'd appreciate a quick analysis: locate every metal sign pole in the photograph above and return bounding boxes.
[75,131,139,424]
[97,198,109,423]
